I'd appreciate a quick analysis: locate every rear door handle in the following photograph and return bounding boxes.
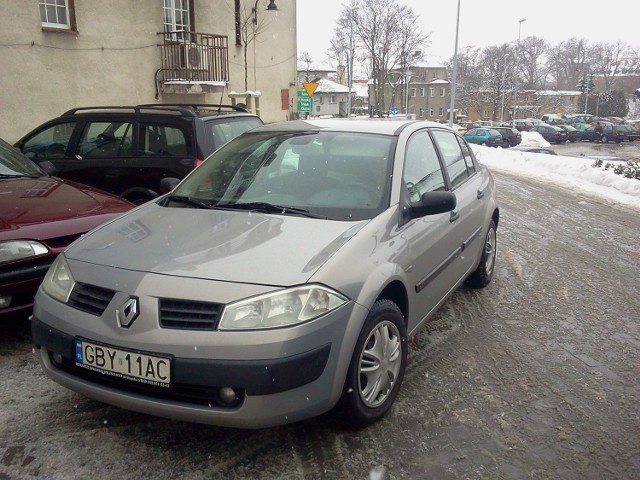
[477,189,485,199]
[449,211,460,223]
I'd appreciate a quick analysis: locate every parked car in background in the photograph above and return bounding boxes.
[446,123,467,134]
[31,118,499,429]
[508,146,557,155]
[0,137,133,320]
[556,124,581,142]
[616,124,639,141]
[580,123,623,143]
[15,104,263,204]
[528,124,568,144]
[463,128,503,147]
[501,120,533,132]
[492,126,522,148]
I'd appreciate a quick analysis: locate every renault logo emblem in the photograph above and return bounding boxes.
[117,297,139,328]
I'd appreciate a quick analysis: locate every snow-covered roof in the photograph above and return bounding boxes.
[315,78,352,94]
[537,90,582,96]
[428,79,450,85]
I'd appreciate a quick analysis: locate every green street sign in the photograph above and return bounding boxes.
[297,89,313,112]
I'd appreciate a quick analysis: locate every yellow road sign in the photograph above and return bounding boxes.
[303,82,319,97]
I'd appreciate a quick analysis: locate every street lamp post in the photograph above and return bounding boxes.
[252,0,278,24]
[512,18,526,128]
[346,8,356,119]
[448,0,461,127]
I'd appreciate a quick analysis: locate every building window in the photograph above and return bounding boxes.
[483,110,489,118]
[39,0,76,31]
[329,95,337,104]
[430,87,435,97]
[438,108,444,116]
[164,0,192,40]
[439,88,445,97]
[419,88,425,97]
[429,108,434,117]
[410,88,416,97]
[570,96,575,102]
[432,71,437,79]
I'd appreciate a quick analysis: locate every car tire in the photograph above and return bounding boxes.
[336,299,407,428]
[601,135,608,143]
[465,219,497,289]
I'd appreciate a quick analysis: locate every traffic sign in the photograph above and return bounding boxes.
[297,89,313,112]
[303,82,319,97]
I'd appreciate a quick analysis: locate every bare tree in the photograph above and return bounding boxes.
[298,51,313,82]
[546,37,591,90]
[519,36,548,90]
[233,1,271,92]
[480,44,514,121]
[590,41,629,91]
[343,0,428,116]
[449,46,483,120]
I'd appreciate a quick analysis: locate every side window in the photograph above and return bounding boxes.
[39,0,77,32]
[457,137,477,174]
[208,118,262,151]
[141,124,190,156]
[431,130,470,189]
[21,122,76,159]
[77,122,133,158]
[403,131,446,202]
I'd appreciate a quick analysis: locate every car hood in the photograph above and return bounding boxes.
[66,202,368,286]
[0,177,132,241]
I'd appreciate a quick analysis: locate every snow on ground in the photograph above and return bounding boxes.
[472,132,640,211]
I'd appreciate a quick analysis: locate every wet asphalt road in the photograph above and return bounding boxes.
[1,166,639,479]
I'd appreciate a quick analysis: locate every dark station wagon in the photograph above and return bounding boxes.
[15,104,263,204]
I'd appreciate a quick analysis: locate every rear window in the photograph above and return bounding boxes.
[207,118,263,151]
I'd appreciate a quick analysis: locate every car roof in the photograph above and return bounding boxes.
[58,104,259,120]
[250,118,450,136]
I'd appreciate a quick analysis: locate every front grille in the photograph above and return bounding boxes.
[68,282,116,316]
[159,299,222,330]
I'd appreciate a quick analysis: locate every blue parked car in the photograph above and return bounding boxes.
[463,128,503,147]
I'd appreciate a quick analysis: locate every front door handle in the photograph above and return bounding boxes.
[449,211,460,223]
[477,188,485,199]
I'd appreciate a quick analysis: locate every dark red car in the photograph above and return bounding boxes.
[0,137,133,319]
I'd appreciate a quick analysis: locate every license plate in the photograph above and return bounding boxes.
[74,338,171,388]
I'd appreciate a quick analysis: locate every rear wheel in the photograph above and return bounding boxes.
[336,299,407,428]
[601,135,608,143]
[465,219,497,289]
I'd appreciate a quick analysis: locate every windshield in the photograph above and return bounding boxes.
[0,139,44,177]
[170,130,395,221]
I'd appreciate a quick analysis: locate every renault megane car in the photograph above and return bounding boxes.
[32,119,499,429]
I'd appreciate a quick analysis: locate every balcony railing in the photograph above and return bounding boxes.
[157,31,229,86]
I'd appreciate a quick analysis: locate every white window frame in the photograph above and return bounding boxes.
[328,95,337,104]
[430,87,435,97]
[419,88,425,97]
[409,88,416,98]
[39,0,75,31]
[439,87,445,97]
[164,0,191,40]
[438,108,444,116]
[429,108,434,117]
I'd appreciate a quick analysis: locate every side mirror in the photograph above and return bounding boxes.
[408,191,456,219]
[160,177,180,194]
[38,160,56,175]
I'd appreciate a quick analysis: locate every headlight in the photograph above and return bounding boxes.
[42,254,75,304]
[0,240,48,264]
[218,285,348,330]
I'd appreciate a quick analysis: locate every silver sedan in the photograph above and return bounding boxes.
[32,118,499,429]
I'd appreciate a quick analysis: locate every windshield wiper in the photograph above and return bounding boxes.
[215,202,326,219]
[0,173,41,179]
[166,194,213,209]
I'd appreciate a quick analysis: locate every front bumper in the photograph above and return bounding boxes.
[31,278,367,428]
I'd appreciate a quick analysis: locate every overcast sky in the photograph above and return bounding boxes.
[297,0,640,68]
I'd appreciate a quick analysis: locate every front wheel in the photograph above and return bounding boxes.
[465,219,497,288]
[336,299,407,428]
